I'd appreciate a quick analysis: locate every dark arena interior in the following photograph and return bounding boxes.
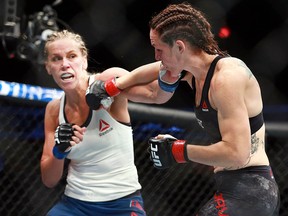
[0,0,288,215]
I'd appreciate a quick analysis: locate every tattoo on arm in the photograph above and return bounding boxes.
[237,134,262,169]
[238,134,261,169]
[223,134,260,171]
[251,134,260,155]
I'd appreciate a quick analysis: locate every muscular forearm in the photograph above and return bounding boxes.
[148,134,250,170]
[186,141,250,168]
[118,61,175,104]
[116,61,161,90]
[86,61,174,109]
[123,81,174,104]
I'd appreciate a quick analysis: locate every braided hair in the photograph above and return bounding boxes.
[149,2,228,56]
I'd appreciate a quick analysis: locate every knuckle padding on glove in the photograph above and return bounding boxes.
[85,80,107,110]
[148,138,176,169]
[53,123,74,160]
[85,78,120,110]
[55,123,74,152]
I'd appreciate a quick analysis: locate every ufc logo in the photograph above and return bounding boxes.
[214,193,229,216]
[150,144,162,167]
[54,127,60,145]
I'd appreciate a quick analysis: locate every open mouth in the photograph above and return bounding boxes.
[61,73,74,80]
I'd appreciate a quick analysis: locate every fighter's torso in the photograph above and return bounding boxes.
[58,95,141,201]
[188,56,269,171]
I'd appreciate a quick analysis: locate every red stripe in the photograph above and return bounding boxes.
[105,78,121,96]
[172,140,186,163]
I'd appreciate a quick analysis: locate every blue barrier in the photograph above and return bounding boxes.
[0,80,63,102]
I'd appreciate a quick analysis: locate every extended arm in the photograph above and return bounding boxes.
[117,61,174,103]
[86,61,180,109]
[116,61,161,89]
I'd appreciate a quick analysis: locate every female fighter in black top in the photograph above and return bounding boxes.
[85,2,280,216]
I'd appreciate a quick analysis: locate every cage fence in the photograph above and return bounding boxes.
[0,84,288,216]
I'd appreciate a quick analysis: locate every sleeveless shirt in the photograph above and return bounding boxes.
[192,56,264,143]
[58,95,141,202]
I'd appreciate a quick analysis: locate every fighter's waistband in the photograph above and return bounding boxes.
[215,165,275,181]
[121,190,141,199]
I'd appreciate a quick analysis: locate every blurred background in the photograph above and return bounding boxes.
[0,1,288,215]
[1,0,288,112]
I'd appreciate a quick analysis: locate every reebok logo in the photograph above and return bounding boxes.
[99,119,113,136]
[201,100,209,112]
[99,119,110,132]
[196,118,204,129]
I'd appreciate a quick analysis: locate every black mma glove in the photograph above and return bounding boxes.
[85,77,121,110]
[148,134,189,169]
[53,123,74,160]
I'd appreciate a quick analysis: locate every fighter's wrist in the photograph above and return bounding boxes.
[104,77,122,96]
[171,140,189,163]
[158,70,181,93]
[53,145,71,160]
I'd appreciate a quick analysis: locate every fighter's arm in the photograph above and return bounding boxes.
[187,64,251,168]
[117,61,179,103]
[40,100,65,188]
[187,65,251,168]
[117,61,161,89]
[86,62,176,110]
[149,62,252,169]
[91,65,166,103]
[40,100,86,188]
[211,59,253,169]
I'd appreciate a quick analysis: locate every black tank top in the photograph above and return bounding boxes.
[192,56,264,143]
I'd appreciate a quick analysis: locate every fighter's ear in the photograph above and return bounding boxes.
[45,63,52,75]
[82,58,88,70]
[175,40,185,53]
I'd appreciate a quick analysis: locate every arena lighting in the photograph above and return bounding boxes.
[1,0,70,65]
[0,0,22,59]
[0,0,21,39]
[218,26,231,39]
[16,5,60,65]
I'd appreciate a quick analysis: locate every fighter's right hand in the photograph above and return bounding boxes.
[148,134,189,169]
[85,77,121,110]
[53,123,74,160]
